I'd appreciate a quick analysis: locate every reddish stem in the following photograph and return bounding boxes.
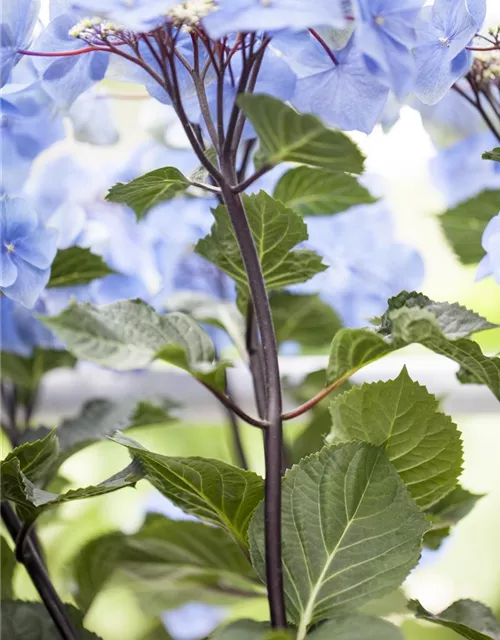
[18,46,112,57]
[308,28,338,65]
[281,374,350,421]
[466,46,500,51]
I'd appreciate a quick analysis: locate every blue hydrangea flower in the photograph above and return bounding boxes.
[30,13,109,108]
[0,0,40,87]
[68,0,177,32]
[1,62,65,193]
[354,0,425,99]
[431,132,500,206]
[413,0,486,105]
[284,34,389,134]
[294,202,425,327]
[67,89,119,145]
[476,213,500,284]
[412,84,487,148]
[0,296,60,356]
[202,0,354,39]
[1,196,58,308]
[161,602,227,640]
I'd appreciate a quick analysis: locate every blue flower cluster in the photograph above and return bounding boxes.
[1,0,490,358]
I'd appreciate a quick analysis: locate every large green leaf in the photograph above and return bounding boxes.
[329,367,463,508]
[410,599,500,639]
[1,601,102,640]
[237,94,364,173]
[3,430,60,486]
[74,515,260,613]
[308,614,404,640]
[438,190,500,264]
[327,300,500,401]
[47,247,115,287]
[271,292,342,348]
[114,434,264,549]
[1,537,16,600]
[1,348,77,389]
[39,300,228,390]
[196,191,326,306]
[249,442,427,635]
[1,456,142,524]
[106,167,190,219]
[211,621,292,640]
[274,166,376,216]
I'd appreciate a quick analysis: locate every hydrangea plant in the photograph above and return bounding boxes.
[1,1,500,639]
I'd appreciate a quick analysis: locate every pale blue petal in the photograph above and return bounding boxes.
[0,251,18,287]
[14,226,58,269]
[1,258,50,308]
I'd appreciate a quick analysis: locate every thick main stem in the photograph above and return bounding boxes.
[1,503,80,640]
[220,183,287,629]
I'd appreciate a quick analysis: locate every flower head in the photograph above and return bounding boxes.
[0,196,58,308]
[476,213,500,284]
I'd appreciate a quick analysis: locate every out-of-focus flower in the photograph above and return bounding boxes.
[0,0,40,87]
[413,0,486,105]
[476,213,500,284]
[69,0,177,32]
[431,132,500,206]
[0,196,58,308]
[294,202,425,327]
[354,0,425,99]
[0,296,60,356]
[1,62,65,194]
[161,602,227,640]
[285,33,389,134]
[30,13,109,108]
[202,0,353,38]
[67,89,119,145]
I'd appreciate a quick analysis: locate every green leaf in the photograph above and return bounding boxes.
[74,516,261,614]
[237,94,364,173]
[47,247,115,287]
[211,621,293,640]
[1,538,16,600]
[54,396,177,463]
[3,430,60,486]
[165,292,246,359]
[438,190,500,264]
[195,191,326,306]
[271,292,342,348]
[329,367,463,508]
[274,166,376,216]
[410,599,500,639]
[113,434,264,550]
[1,456,142,524]
[327,300,500,401]
[424,486,483,549]
[483,148,500,162]
[39,300,228,390]
[378,292,498,339]
[106,167,190,219]
[1,348,77,389]
[308,614,404,640]
[1,601,102,640]
[73,532,125,612]
[326,328,393,384]
[249,442,427,634]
